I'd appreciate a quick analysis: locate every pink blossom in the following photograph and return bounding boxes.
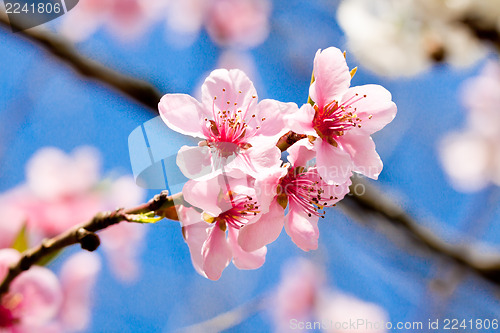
[238,150,351,252]
[159,68,296,181]
[0,249,100,333]
[271,258,388,333]
[272,258,325,332]
[440,61,500,191]
[179,175,268,280]
[0,147,146,282]
[288,47,397,184]
[165,0,271,49]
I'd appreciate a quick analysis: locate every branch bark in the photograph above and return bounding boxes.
[0,191,182,296]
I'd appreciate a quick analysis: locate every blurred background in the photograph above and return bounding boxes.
[1,0,500,332]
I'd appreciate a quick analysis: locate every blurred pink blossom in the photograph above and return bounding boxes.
[271,258,388,333]
[440,61,500,191]
[159,68,295,181]
[0,249,100,332]
[165,0,271,48]
[288,47,397,184]
[0,147,146,282]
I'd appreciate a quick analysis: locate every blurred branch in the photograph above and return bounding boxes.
[0,14,162,114]
[461,16,500,51]
[340,178,500,286]
[0,191,181,296]
[3,8,500,289]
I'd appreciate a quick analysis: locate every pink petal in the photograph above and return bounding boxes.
[228,227,267,270]
[238,199,285,252]
[228,145,281,178]
[254,166,287,214]
[339,133,383,180]
[183,177,223,216]
[286,103,316,136]
[58,253,101,332]
[159,94,205,138]
[284,201,320,251]
[10,266,63,326]
[287,138,316,167]
[183,220,210,278]
[176,145,219,180]
[309,47,351,108]
[254,99,298,138]
[201,69,258,115]
[315,138,352,184]
[201,223,231,280]
[341,85,397,135]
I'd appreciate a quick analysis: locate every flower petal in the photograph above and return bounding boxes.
[183,221,210,278]
[286,103,316,137]
[287,138,316,167]
[339,133,383,179]
[315,139,352,184]
[201,69,258,114]
[238,199,285,252]
[183,177,223,216]
[159,94,205,138]
[10,266,63,325]
[284,201,320,251]
[176,145,219,180]
[228,227,267,270]
[310,47,351,108]
[254,99,298,138]
[227,145,281,178]
[341,85,397,134]
[202,223,231,280]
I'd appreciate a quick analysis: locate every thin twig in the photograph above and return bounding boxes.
[0,191,182,296]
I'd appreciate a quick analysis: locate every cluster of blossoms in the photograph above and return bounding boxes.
[440,61,500,192]
[337,0,497,77]
[270,258,388,333]
[159,46,397,280]
[0,147,146,331]
[59,0,271,49]
[0,250,100,332]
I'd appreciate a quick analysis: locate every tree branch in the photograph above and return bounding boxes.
[0,14,163,114]
[0,191,182,296]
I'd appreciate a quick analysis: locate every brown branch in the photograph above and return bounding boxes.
[340,178,500,286]
[0,191,182,296]
[0,14,163,114]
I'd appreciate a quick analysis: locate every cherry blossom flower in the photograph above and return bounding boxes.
[0,147,146,282]
[0,249,100,332]
[440,61,500,191]
[165,0,271,49]
[238,160,351,252]
[288,47,397,184]
[271,258,388,333]
[159,68,296,181]
[179,174,268,280]
[337,0,487,77]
